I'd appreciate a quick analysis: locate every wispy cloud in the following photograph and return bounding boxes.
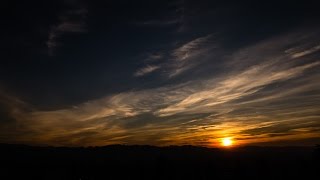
[289,44,320,59]
[134,34,215,78]
[172,34,213,61]
[2,29,320,146]
[157,60,320,116]
[47,5,87,55]
[167,34,215,77]
[147,53,163,61]
[133,53,163,77]
[134,65,161,77]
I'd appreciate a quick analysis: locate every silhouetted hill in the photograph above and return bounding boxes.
[0,144,319,180]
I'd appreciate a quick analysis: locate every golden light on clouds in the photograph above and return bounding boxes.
[0,29,319,147]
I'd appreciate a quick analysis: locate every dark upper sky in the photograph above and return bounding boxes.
[1,0,320,147]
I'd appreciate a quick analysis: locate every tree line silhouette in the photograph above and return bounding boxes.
[1,144,319,180]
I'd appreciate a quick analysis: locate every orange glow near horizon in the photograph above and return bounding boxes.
[221,137,233,147]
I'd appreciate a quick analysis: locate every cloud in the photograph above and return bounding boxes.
[134,65,161,77]
[156,61,320,116]
[47,6,87,55]
[2,29,320,146]
[172,34,213,61]
[134,34,215,78]
[289,44,320,59]
[167,34,215,77]
[147,53,163,61]
[134,53,163,77]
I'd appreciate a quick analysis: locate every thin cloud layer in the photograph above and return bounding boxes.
[134,65,161,77]
[172,34,213,61]
[135,34,215,77]
[47,4,87,55]
[289,44,320,59]
[167,34,215,77]
[1,29,320,146]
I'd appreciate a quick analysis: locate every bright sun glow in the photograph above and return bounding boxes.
[221,137,233,147]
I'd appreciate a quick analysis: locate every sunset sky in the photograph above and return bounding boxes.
[1,0,320,147]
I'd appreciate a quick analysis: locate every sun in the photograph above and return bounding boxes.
[221,137,233,147]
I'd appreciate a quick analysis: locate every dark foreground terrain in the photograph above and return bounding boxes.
[1,144,320,180]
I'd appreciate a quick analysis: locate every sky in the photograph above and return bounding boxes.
[1,0,320,147]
